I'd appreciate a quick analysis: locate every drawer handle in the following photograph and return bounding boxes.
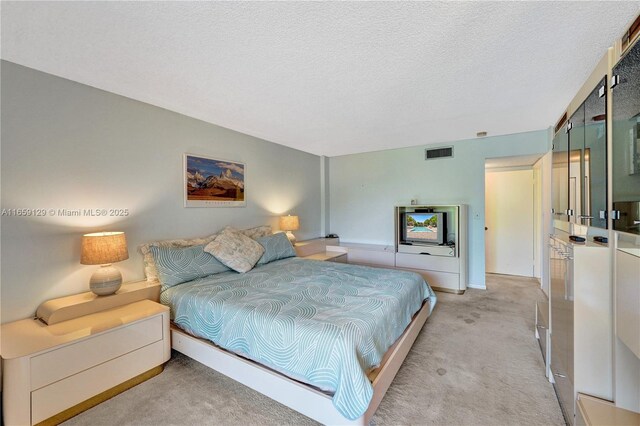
[536,325,546,330]
[554,373,567,378]
[419,252,432,255]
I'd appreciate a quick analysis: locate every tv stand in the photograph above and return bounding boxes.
[395,205,467,294]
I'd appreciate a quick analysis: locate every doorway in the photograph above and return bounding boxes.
[485,156,541,278]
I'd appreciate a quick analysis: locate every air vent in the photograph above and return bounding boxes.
[554,111,567,135]
[425,146,453,160]
[621,13,640,52]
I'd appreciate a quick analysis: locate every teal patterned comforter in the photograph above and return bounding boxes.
[161,257,436,420]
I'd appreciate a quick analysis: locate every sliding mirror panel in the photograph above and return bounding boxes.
[569,105,585,224]
[612,41,640,235]
[552,129,570,222]
[582,78,608,229]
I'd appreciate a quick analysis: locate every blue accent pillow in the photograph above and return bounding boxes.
[150,244,230,288]
[256,232,297,265]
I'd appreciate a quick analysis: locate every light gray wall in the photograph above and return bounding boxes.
[329,131,550,288]
[1,61,322,323]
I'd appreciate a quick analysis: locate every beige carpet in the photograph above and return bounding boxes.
[65,274,564,425]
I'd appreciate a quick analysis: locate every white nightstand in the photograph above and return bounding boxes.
[1,288,170,425]
[303,251,348,263]
[294,237,340,257]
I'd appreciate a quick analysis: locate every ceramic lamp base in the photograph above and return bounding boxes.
[90,265,122,296]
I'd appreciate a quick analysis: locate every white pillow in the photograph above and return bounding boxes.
[204,228,265,273]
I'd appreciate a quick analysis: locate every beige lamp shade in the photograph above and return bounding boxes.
[81,232,129,265]
[279,215,300,231]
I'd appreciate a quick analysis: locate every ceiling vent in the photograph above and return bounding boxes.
[425,146,453,160]
[621,13,640,52]
[554,111,568,135]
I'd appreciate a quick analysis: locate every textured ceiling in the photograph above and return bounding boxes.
[2,2,640,157]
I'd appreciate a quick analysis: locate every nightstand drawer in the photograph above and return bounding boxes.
[31,315,163,390]
[31,340,165,424]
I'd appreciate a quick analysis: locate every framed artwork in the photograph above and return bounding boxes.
[184,153,246,207]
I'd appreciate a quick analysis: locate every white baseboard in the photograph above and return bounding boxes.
[467,283,486,290]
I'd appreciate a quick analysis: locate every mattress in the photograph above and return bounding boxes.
[161,257,436,420]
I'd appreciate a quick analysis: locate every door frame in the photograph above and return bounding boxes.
[484,153,546,284]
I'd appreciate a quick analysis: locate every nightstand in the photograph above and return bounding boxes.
[294,237,339,257]
[1,292,170,425]
[303,251,348,263]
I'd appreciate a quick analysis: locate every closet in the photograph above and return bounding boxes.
[611,38,640,413]
[554,78,608,229]
[547,14,640,423]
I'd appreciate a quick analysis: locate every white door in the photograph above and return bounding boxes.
[485,169,534,277]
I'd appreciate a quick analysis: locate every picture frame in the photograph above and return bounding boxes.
[184,153,246,207]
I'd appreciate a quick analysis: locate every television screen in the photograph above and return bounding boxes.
[404,213,440,242]
[401,211,448,246]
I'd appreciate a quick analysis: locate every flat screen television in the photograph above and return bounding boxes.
[401,212,447,245]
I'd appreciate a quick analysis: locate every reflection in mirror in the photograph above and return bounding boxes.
[612,40,640,235]
[552,130,569,222]
[569,104,584,224]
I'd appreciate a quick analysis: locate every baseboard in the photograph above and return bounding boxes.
[467,283,486,290]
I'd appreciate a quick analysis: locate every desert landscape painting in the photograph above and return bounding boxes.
[184,154,245,207]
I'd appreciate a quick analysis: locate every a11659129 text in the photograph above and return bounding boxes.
[1,208,130,217]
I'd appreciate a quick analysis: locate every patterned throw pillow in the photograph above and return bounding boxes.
[204,229,265,273]
[139,234,219,282]
[256,232,297,265]
[224,225,273,240]
[150,244,230,288]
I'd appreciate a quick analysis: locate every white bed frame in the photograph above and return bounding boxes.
[171,298,433,425]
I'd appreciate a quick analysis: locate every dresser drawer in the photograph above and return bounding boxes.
[31,315,163,390]
[402,268,460,291]
[347,248,395,267]
[395,252,459,273]
[31,340,165,424]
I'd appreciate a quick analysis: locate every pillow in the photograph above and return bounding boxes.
[204,229,265,273]
[256,232,297,265]
[224,225,273,240]
[150,244,230,288]
[139,233,218,282]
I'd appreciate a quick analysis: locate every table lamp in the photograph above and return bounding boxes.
[81,231,129,296]
[279,215,299,245]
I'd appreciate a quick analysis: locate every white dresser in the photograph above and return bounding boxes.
[549,233,613,425]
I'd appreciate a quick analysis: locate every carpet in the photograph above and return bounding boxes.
[64,273,564,425]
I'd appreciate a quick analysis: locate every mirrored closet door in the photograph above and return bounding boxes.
[569,104,585,224]
[612,40,640,235]
[552,127,570,222]
[561,77,608,229]
[581,78,608,229]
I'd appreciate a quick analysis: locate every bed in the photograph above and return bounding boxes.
[158,255,437,425]
[143,227,436,424]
